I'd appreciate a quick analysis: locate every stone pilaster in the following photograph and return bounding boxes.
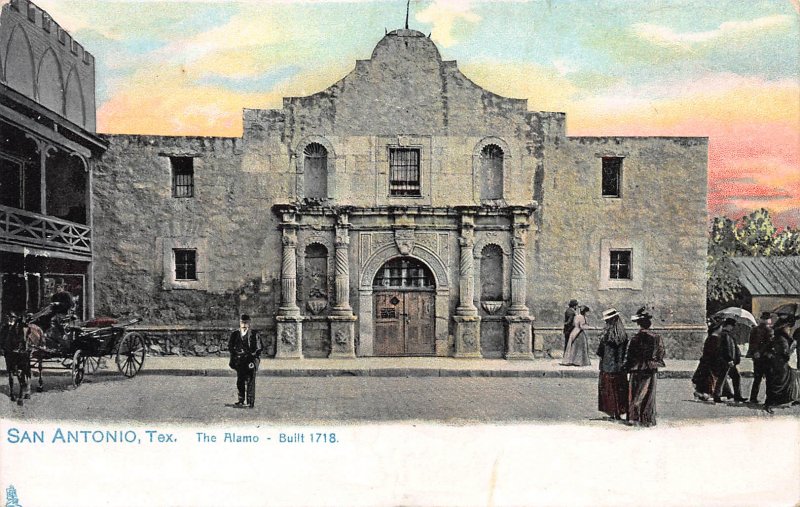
[454,210,481,358]
[276,210,303,359]
[506,208,533,360]
[329,210,356,358]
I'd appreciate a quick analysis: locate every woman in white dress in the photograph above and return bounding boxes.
[561,306,591,366]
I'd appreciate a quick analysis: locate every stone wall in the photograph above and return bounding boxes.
[534,327,705,361]
[531,136,709,354]
[92,135,279,332]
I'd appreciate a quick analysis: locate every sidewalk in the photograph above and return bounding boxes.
[87,355,761,379]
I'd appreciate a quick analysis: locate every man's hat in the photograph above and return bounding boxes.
[602,308,620,321]
[760,312,772,319]
[568,299,579,307]
[722,317,737,327]
[631,306,652,322]
[240,314,251,322]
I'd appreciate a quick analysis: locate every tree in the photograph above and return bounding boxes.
[707,208,800,304]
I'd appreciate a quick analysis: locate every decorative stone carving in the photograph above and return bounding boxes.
[394,228,415,255]
[307,298,328,315]
[416,232,438,252]
[481,301,504,315]
[334,329,347,345]
[280,328,297,348]
[514,328,527,347]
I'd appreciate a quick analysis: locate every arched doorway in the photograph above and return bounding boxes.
[372,257,435,356]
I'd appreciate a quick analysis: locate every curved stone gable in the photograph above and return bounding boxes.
[278,29,531,137]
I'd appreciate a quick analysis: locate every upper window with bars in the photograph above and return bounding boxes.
[373,258,434,289]
[389,148,421,197]
[171,156,194,198]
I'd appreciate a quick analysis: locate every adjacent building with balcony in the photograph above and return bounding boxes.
[0,0,106,319]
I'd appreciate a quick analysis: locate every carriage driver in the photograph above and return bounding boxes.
[47,279,75,351]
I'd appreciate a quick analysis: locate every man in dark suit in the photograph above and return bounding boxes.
[563,299,578,354]
[228,314,263,408]
[713,318,746,403]
[747,312,773,403]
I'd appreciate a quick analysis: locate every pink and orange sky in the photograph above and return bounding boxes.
[38,0,800,228]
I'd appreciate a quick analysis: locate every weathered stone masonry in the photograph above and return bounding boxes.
[93,29,708,359]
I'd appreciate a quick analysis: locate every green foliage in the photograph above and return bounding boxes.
[707,208,800,302]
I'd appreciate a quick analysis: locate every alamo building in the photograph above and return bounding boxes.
[1,2,708,359]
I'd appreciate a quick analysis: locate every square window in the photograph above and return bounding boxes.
[171,157,194,198]
[609,250,632,280]
[389,148,420,196]
[174,249,197,280]
[602,157,622,197]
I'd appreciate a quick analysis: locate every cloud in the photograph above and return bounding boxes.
[416,0,481,47]
[461,61,578,111]
[632,15,794,49]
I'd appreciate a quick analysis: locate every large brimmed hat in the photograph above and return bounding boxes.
[631,306,652,322]
[602,308,620,321]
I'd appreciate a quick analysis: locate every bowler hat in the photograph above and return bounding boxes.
[568,299,579,307]
[240,314,251,322]
[631,306,652,322]
[602,308,620,321]
[760,312,772,319]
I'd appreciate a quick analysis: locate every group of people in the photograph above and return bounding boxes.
[693,311,800,412]
[563,300,667,427]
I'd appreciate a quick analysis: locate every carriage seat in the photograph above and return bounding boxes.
[83,317,118,328]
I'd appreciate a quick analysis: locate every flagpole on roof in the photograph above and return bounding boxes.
[405,0,410,29]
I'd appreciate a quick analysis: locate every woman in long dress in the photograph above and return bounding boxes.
[763,316,800,412]
[596,309,629,419]
[624,307,666,427]
[561,306,591,366]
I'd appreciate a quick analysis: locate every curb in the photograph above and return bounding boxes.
[88,368,718,379]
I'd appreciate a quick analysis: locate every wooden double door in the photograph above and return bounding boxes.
[374,291,435,356]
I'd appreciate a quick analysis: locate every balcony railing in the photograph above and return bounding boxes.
[0,205,91,257]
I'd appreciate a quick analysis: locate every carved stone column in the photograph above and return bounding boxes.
[329,210,356,358]
[505,208,533,360]
[454,210,481,358]
[275,209,303,359]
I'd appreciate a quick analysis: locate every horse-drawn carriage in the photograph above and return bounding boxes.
[1,306,146,405]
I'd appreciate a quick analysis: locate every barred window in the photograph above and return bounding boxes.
[174,249,197,280]
[609,250,632,280]
[602,157,622,197]
[373,258,434,289]
[171,157,194,198]
[389,148,420,196]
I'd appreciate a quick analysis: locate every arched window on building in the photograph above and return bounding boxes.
[480,244,503,301]
[303,143,328,200]
[480,144,503,200]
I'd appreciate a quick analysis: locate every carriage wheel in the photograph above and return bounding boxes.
[85,356,100,375]
[71,350,86,387]
[116,332,146,378]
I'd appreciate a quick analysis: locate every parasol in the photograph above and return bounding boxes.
[712,307,758,327]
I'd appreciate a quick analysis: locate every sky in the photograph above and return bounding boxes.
[34,0,800,229]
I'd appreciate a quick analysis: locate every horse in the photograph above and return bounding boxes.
[0,312,32,405]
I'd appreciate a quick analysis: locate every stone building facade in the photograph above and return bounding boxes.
[0,0,105,319]
[94,29,708,359]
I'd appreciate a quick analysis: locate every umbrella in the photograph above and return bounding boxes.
[770,303,800,319]
[712,307,757,327]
